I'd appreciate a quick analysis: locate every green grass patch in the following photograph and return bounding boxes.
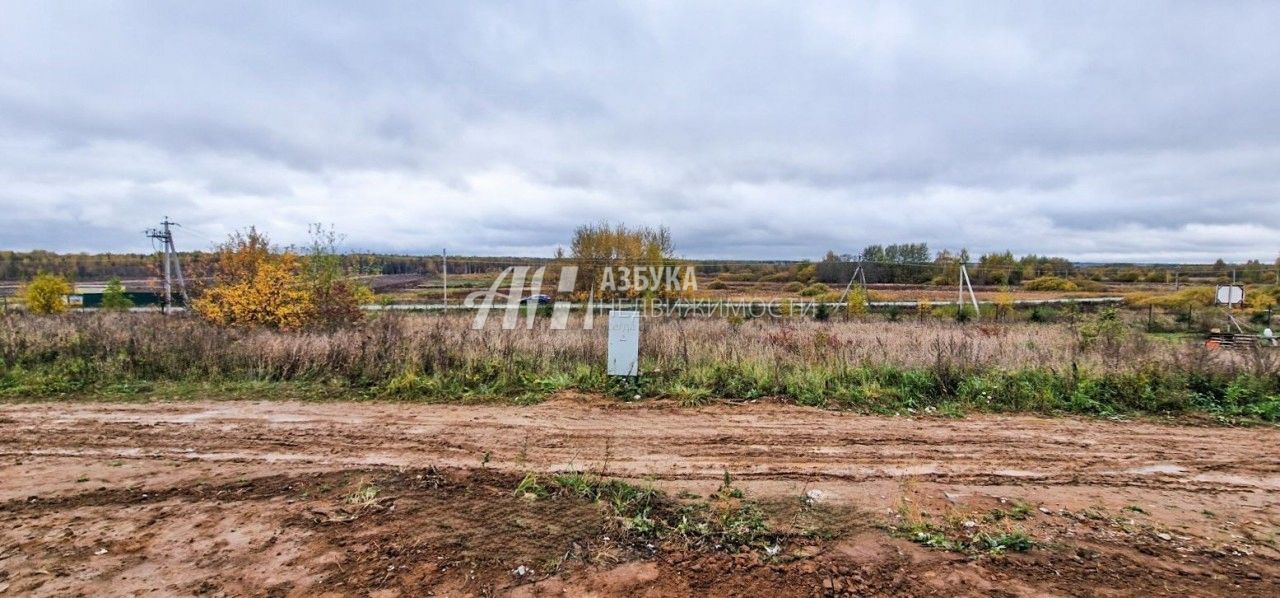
[524,471,784,553]
[3,354,1278,423]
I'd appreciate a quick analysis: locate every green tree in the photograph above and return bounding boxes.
[22,273,72,314]
[301,223,370,329]
[976,251,1019,285]
[100,277,134,311]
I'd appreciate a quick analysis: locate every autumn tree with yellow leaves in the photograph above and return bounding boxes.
[21,273,73,314]
[567,222,686,301]
[192,226,369,331]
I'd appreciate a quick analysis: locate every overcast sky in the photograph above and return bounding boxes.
[2,1,1278,262]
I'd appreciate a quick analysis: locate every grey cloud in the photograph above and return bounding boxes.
[1,1,1278,262]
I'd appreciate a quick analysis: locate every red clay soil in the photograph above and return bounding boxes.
[1,397,1278,596]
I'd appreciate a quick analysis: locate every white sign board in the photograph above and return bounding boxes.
[607,310,640,376]
[1216,285,1245,305]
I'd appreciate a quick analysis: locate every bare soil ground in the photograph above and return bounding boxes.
[1,396,1278,596]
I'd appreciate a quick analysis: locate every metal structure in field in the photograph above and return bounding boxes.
[145,217,189,310]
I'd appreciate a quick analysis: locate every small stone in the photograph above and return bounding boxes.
[1156,532,1172,541]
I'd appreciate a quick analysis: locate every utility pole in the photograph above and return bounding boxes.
[837,260,867,308]
[145,217,188,311]
[958,264,980,320]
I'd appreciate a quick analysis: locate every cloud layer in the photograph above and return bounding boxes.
[2,1,1278,262]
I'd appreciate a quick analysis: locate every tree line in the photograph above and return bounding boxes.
[3,242,1277,288]
[0,249,521,282]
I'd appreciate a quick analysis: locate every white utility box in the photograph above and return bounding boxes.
[607,310,641,376]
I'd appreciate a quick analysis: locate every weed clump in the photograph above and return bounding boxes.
[523,471,783,554]
[892,497,1037,556]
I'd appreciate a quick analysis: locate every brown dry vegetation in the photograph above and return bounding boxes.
[2,311,1278,419]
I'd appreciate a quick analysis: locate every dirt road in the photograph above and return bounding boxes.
[2,397,1278,596]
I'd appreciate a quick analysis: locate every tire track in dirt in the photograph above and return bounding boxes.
[3,399,1279,504]
[3,398,1280,596]
[3,400,1279,485]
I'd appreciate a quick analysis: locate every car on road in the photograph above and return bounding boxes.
[519,294,552,305]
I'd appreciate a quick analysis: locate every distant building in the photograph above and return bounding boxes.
[68,283,181,308]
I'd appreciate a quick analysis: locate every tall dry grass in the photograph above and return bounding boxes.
[1,312,1277,416]
[0,311,1270,377]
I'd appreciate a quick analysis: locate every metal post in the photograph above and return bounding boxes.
[1229,270,1236,333]
[162,229,172,309]
[146,217,184,312]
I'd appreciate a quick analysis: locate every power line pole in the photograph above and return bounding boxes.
[145,217,189,311]
[958,263,980,320]
[837,260,867,308]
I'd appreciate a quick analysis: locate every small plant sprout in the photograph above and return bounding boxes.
[345,482,381,507]
[514,473,548,499]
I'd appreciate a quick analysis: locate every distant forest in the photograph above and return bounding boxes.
[1,245,1276,286]
[0,250,523,282]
